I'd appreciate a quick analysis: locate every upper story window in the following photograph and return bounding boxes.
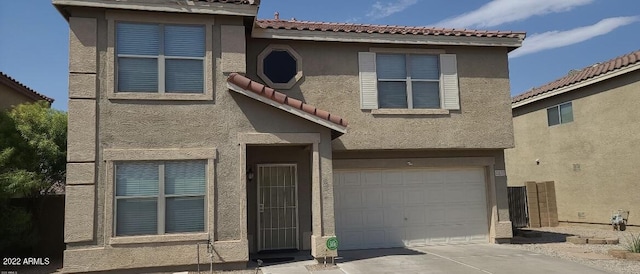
[376,54,440,109]
[358,50,460,113]
[115,160,206,236]
[257,44,303,89]
[116,23,205,94]
[547,102,573,126]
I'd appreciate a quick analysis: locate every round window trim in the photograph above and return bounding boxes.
[257,44,303,90]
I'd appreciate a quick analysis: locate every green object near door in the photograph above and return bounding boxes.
[326,237,338,250]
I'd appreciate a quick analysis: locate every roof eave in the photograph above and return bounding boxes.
[52,0,259,20]
[251,28,524,48]
[512,62,640,109]
[0,74,54,103]
[227,82,347,137]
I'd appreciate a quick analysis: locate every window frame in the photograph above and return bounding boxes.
[376,53,441,109]
[106,11,214,101]
[115,22,206,94]
[113,160,207,236]
[104,147,216,245]
[257,44,303,90]
[547,101,574,126]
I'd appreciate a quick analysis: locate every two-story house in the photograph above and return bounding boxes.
[54,0,525,272]
[506,50,640,228]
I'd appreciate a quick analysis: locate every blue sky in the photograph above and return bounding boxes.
[0,0,638,110]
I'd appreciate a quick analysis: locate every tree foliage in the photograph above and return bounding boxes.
[0,101,67,197]
[0,101,67,255]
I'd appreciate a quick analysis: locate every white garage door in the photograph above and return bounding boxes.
[334,167,489,250]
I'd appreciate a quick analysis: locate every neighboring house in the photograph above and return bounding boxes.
[0,71,54,109]
[506,50,640,227]
[53,0,524,272]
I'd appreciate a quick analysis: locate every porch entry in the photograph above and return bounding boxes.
[257,164,299,251]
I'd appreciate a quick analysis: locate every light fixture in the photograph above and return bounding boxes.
[247,168,254,181]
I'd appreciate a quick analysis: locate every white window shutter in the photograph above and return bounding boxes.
[440,54,460,110]
[359,52,378,109]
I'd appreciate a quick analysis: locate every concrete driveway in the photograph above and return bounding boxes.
[261,244,610,274]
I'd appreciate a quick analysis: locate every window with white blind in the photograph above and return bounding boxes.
[376,54,440,109]
[115,160,206,236]
[116,22,205,93]
[359,51,460,111]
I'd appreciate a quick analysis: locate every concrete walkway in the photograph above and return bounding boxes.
[260,244,610,274]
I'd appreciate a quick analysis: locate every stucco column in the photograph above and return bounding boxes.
[65,16,98,245]
[310,141,338,259]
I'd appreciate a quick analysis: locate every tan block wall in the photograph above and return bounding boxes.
[506,70,640,226]
[246,39,515,150]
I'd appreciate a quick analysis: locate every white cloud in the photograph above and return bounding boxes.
[510,16,639,58]
[435,0,593,28]
[345,17,361,23]
[367,0,418,19]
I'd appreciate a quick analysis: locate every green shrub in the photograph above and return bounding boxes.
[625,233,640,253]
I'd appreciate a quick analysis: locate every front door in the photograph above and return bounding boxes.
[257,164,299,251]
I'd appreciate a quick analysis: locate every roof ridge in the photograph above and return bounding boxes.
[255,19,526,37]
[0,71,54,103]
[512,49,640,105]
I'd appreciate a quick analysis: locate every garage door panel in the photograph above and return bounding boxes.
[425,206,446,224]
[363,188,383,207]
[363,230,387,248]
[382,171,404,185]
[341,210,364,228]
[363,172,382,186]
[405,189,426,205]
[341,231,364,249]
[403,171,424,185]
[335,167,489,250]
[341,172,361,187]
[383,190,404,206]
[385,229,405,247]
[405,206,426,225]
[364,210,384,227]
[384,208,405,227]
[425,184,446,203]
[341,190,363,209]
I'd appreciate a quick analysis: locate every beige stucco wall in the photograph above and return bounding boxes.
[62,7,339,273]
[506,70,640,226]
[245,39,515,150]
[0,82,36,109]
[61,5,517,272]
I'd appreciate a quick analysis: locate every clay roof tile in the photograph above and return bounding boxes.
[513,49,640,104]
[227,73,348,128]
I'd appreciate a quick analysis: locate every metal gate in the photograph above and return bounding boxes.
[508,186,529,228]
[257,164,299,251]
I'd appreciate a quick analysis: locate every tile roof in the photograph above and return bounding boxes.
[513,49,640,104]
[255,19,526,39]
[227,73,348,128]
[0,71,54,103]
